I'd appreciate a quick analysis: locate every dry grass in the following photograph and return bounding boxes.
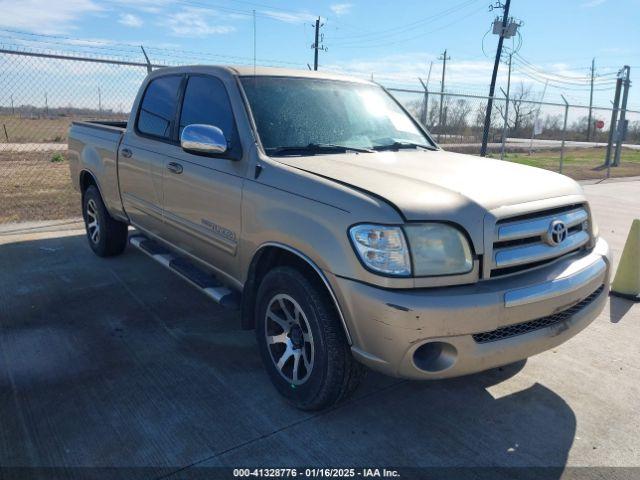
[0,150,80,223]
[494,147,640,180]
[0,115,73,143]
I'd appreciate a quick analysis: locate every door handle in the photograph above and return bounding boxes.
[121,148,132,158]
[167,162,183,174]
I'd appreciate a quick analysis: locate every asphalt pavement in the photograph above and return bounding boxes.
[0,180,638,479]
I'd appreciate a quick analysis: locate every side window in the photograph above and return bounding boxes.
[137,75,182,139]
[179,76,239,154]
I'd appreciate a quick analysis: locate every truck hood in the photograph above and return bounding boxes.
[277,149,584,220]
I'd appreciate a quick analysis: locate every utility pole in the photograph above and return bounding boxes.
[44,92,49,117]
[480,0,512,156]
[437,49,450,141]
[10,94,14,115]
[605,73,623,167]
[98,87,102,114]
[311,17,326,71]
[587,58,595,142]
[613,66,631,167]
[500,52,513,160]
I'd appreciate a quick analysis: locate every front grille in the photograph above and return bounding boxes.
[472,284,604,344]
[490,204,591,278]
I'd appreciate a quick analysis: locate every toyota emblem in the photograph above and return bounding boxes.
[546,220,568,246]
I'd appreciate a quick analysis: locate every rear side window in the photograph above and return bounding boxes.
[137,75,182,139]
[179,76,239,154]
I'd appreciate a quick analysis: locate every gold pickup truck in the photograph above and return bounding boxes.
[68,66,611,410]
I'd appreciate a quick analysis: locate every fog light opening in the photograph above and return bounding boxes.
[413,341,457,373]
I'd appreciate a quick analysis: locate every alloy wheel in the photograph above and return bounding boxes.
[86,198,101,244]
[264,293,315,385]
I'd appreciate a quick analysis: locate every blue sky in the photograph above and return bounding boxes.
[1,0,639,108]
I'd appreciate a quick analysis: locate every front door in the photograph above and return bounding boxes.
[119,74,183,237]
[161,74,245,279]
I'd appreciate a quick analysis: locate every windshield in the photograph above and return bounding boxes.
[240,76,434,155]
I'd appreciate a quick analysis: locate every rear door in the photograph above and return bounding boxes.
[161,74,245,278]
[119,74,183,237]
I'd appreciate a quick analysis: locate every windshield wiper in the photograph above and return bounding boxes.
[372,141,436,152]
[266,143,374,156]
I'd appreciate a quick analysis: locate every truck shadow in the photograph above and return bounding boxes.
[333,361,577,472]
[0,233,576,474]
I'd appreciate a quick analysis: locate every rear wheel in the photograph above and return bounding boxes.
[83,185,128,257]
[255,266,365,410]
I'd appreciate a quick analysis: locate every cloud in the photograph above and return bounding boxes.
[581,0,606,7]
[118,13,143,28]
[0,0,102,34]
[330,3,353,16]
[107,0,173,14]
[162,7,236,37]
[261,10,317,24]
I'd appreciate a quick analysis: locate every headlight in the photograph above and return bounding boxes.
[349,224,411,276]
[404,223,473,276]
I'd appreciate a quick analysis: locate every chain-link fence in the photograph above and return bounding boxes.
[1,47,639,224]
[0,49,152,223]
[389,87,640,182]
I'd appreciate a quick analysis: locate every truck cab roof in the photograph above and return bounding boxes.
[147,64,374,85]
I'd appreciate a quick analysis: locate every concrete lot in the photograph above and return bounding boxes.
[0,180,639,478]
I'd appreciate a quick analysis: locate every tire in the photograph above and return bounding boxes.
[82,185,128,257]
[255,266,365,410]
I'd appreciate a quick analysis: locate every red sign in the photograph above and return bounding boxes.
[595,120,605,129]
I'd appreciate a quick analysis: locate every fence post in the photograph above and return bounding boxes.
[140,46,152,74]
[418,77,429,127]
[559,95,569,174]
[437,92,442,143]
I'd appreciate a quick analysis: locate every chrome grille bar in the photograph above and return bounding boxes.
[494,230,589,269]
[497,208,588,242]
[489,205,592,277]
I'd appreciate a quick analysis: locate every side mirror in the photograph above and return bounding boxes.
[181,124,228,155]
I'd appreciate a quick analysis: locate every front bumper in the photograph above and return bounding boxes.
[331,238,611,380]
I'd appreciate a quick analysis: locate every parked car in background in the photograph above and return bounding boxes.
[68,66,611,410]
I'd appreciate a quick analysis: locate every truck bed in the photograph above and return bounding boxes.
[68,120,128,218]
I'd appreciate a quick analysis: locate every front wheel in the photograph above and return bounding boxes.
[255,266,365,410]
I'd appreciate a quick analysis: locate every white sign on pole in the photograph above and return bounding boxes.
[534,118,544,136]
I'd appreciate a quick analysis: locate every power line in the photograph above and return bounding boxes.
[514,53,617,84]
[512,67,616,92]
[329,4,487,49]
[330,0,480,42]
[511,58,617,86]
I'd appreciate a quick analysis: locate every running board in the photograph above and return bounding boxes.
[129,235,240,309]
